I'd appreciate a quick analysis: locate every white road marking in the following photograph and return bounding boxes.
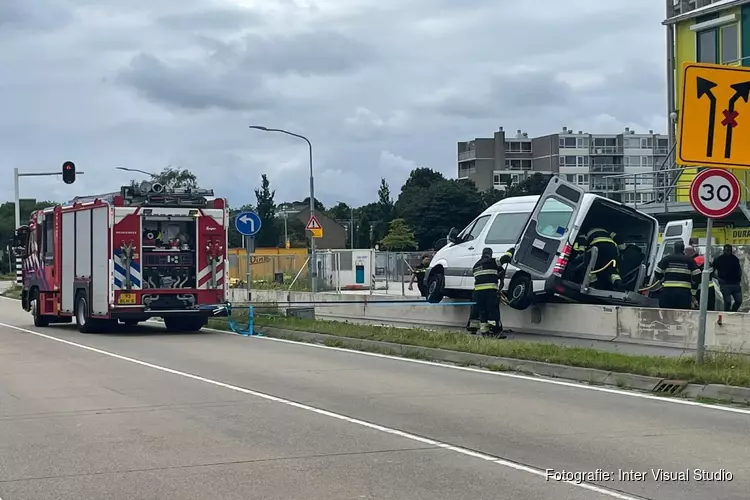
[211,325,750,416]
[2,294,750,416]
[0,320,643,500]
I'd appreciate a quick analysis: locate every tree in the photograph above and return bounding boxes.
[356,202,387,246]
[505,173,550,197]
[152,166,198,189]
[254,174,280,247]
[401,179,484,250]
[379,218,417,251]
[394,167,445,216]
[357,217,372,248]
[301,197,326,212]
[328,202,353,221]
[481,188,505,209]
[375,178,394,242]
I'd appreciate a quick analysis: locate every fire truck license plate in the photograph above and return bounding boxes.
[118,293,136,305]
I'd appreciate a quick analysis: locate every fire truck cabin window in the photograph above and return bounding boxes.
[44,213,54,260]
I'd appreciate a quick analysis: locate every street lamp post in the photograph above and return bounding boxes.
[115,166,155,178]
[249,126,317,292]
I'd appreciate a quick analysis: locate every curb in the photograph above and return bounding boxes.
[253,325,750,406]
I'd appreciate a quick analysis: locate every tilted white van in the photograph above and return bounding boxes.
[424,176,693,310]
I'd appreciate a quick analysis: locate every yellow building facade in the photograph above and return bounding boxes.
[666,0,750,200]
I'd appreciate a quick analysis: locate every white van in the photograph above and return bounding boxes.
[424,176,693,310]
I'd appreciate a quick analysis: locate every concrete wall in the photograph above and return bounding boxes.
[245,289,750,354]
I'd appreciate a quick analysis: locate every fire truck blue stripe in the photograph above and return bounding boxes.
[113,262,141,287]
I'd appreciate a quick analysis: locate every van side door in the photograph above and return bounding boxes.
[445,215,491,290]
[454,214,492,288]
[510,176,585,279]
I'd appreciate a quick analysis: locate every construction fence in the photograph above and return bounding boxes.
[225,248,433,295]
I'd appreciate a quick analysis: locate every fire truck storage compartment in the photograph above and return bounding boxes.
[61,206,110,316]
[141,216,197,289]
[561,198,656,292]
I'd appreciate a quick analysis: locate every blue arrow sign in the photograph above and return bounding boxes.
[235,211,262,236]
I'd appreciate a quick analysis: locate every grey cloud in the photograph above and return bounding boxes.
[0,0,670,209]
[156,7,263,32]
[434,70,575,119]
[0,0,73,32]
[118,53,275,111]
[118,29,376,111]
[237,31,377,76]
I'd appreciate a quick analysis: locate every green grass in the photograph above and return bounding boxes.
[0,273,15,281]
[1,285,22,299]
[210,307,750,388]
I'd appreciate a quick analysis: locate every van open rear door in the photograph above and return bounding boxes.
[510,176,585,279]
[655,219,693,264]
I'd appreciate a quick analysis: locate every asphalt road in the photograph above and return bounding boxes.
[0,297,748,500]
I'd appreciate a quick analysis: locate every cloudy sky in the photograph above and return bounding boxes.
[0,0,668,208]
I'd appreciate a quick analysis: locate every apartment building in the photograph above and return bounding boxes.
[457,126,670,205]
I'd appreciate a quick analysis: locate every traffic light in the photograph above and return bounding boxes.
[62,161,75,184]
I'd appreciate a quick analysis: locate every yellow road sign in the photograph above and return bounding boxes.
[306,215,323,239]
[678,62,750,168]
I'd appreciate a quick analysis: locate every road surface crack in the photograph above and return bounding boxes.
[0,446,438,484]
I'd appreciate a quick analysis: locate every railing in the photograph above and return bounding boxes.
[590,164,625,173]
[601,166,704,210]
[370,251,431,296]
[589,146,619,155]
[458,150,475,161]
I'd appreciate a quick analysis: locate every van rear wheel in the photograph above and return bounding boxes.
[507,273,533,310]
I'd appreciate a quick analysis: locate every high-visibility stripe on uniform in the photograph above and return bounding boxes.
[473,269,498,277]
[475,283,498,291]
[472,256,502,291]
[590,237,617,247]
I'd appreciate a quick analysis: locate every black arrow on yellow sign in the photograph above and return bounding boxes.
[723,81,750,158]
[697,77,718,158]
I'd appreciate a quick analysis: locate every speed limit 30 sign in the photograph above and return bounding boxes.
[689,168,741,219]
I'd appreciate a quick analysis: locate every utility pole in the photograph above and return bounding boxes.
[249,126,317,292]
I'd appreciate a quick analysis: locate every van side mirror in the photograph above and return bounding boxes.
[447,227,457,243]
[12,226,28,257]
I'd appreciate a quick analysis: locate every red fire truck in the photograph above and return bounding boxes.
[13,181,229,333]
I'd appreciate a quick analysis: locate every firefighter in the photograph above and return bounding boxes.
[408,255,431,297]
[685,246,716,311]
[466,247,509,338]
[653,241,700,310]
[582,228,624,291]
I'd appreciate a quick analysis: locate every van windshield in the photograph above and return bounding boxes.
[484,203,574,245]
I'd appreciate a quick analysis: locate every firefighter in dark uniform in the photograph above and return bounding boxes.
[686,245,716,311]
[408,255,431,297]
[653,241,700,310]
[582,228,624,291]
[466,247,511,338]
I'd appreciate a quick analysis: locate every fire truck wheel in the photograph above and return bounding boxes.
[75,293,97,334]
[30,292,50,327]
[164,317,205,332]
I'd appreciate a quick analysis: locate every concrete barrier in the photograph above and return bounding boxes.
[245,290,750,354]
